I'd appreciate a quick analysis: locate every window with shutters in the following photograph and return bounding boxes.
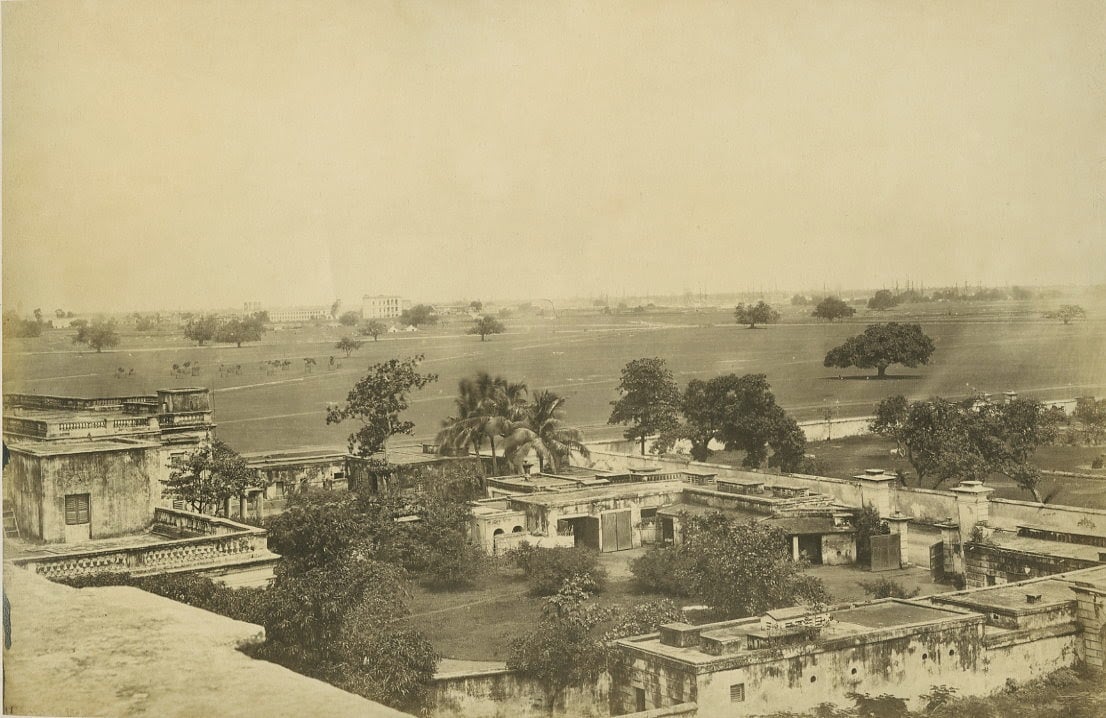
[730,683,745,702]
[64,494,91,525]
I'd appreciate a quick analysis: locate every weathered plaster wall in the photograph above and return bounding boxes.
[7,451,45,540]
[428,669,609,718]
[40,447,160,542]
[613,654,698,714]
[821,533,856,565]
[963,543,1099,588]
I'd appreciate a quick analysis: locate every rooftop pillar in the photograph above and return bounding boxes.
[853,469,896,518]
[884,512,911,568]
[950,480,994,542]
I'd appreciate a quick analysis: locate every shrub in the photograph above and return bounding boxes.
[859,577,919,599]
[629,548,691,597]
[1092,456,1104,470]
[512,546,606,596]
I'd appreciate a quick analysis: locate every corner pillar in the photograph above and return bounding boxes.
[885,513,911,568]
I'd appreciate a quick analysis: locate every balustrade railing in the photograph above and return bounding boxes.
[14,509,272,581]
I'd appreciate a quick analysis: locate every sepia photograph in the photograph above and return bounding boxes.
[2,1,1105,716]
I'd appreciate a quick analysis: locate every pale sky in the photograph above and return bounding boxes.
[3,0,1104,313]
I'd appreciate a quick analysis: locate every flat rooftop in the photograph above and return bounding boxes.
[6,437,162,456]
[621,599,974,667]
[508,480,687,508]
[2,566,408,717]
[987,531,1106,563]
[657,502,763,522]
[933,574,1083,614]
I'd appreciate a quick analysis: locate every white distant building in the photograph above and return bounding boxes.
[267,306,331,323]
[362,295,407,319]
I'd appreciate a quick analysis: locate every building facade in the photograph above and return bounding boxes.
[3,389,215,542]
[361,295,407,319]
[266,306,331,323]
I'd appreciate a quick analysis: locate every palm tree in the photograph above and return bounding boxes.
[502,391,590,473]
[437,373,528,475]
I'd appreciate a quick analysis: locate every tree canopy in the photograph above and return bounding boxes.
[162,439,261,515]
[867,289,899,311]
[400,304,438,327]
[72,319,119,352]
[184,314,221,345]
[655,373,805,470]
[734,301,780,328]
[871,394,1063,500]
[631,513,829,618]
[335,336,363,357]
[436,372,529,474]
[468,314,506,341]
[338,310,361,326]
[824,322,935,378]
[326,355,438,459]
[812,296,856,321]
[608,357,681,455]
[1045,304,1086,325]
[500,390,591,472]
[213,314,265,347]
[358,319,387,341]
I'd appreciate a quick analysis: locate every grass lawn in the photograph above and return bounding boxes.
[5,301,1105,453]
[403,550,679,661]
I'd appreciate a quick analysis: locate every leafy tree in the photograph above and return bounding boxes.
[812,296,856,322]
[853,505,890,568]
[1011,286,1035,300]
[258,555,437,713]
[507,576,612,708]
[3,312,43,338]
[1073,397,1106,444]
[734,300,780,328]
[184,314,220,345]
[163,439,261,516]
[335,336,363,357]
[633,513,829,618]
[500,390,590,472]
[469,300,483,312]
[602,599,684,641]
[656,374,805,470]
[214,314,265,347]
[1045,304,1086,325]
[824,322,935,378]
[72,319,119,352]
[510,545,607,596]
[468,314,506,341]
[265,490,371,571]
[327,355,438,459]
[338,310,360,326]
[872,394,1062,499]
[359,319,386,341]
[867,289,899,311]
[400,303,438,327]
[608,357,681,455]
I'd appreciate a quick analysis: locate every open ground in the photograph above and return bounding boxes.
[4,301,1105,455]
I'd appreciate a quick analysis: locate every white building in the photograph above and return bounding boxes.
[266,306,331,323]
[361,295,407,319]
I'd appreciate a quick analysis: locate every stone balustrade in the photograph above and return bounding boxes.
[14,509,273,581]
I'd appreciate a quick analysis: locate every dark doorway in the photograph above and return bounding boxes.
[797,534,822,564]
[929,541,945,581]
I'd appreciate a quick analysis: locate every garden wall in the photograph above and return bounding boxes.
[428,668,610,718]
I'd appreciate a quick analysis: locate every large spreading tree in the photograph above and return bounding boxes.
[327,355,438,460]
[468,315,506,341]
[823,322,935,378]
[184,314,221,345]
[871,394,1062,500]
[655,373,806,470]
[214,314,265,347]
[72,319,120,353]
[631,513,829,618]
[811,296,856,322]
[608,357,681,455]
[867,289,899,311]
[1045,304,1086,325]
[734,301,781,329]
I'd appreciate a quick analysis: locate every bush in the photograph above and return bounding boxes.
[629,548,691,597]
[1092,456,1104,470]
[511,546,607,596]
[859,577,919,599]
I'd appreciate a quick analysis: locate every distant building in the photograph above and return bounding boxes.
[266,306,331,323]
[3,389,215,542]
[361,295,407,319]
[242,301,264,313]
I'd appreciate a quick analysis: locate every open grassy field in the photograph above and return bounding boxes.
[4,300,1105,455]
